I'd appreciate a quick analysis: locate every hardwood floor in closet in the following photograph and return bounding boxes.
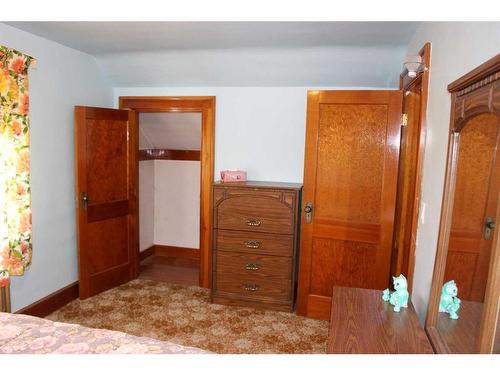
[139,255,199,286]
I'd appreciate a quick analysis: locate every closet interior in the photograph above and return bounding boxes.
[138,112,202,285]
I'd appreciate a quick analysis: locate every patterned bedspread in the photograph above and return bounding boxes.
[0,312,208,354]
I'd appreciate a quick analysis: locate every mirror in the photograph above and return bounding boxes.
[425,53,500,354]
[435,113,499,353]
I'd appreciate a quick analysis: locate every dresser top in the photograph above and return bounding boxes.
[213,180,303,190]
[327,286,434,354]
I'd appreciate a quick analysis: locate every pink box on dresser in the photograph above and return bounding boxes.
[220,170,247,182]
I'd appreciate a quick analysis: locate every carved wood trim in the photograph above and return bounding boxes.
[448,54,500,95]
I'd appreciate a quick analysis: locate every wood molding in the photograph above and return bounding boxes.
[119,96,215,289]
[154,245,200,260]
[393,42,431,293]
[448,54,500,94]
[15,282,79,318]
[139,149,200,161]
[139,245,155,261]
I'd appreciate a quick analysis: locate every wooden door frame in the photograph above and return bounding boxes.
[393,42,431,291]
[119,96,216,289]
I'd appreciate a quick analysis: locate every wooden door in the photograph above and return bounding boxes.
[75,106,138,299]
[445,113,500,302]
[297,90,402,320]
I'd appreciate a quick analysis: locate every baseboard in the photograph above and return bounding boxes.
[154,245,200,260]
[139,245,156,261]
[15,281,79,318]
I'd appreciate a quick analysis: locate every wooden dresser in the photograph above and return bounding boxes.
[211,181,302,312]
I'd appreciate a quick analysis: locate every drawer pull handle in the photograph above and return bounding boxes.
[244,240,261,249]
[245,263,260,270]
[246,219,261,227]
[243,283,259,291]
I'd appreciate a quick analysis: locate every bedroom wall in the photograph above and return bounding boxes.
[406,22,500,322]
[114,86,388,183]
[0,23,113,311]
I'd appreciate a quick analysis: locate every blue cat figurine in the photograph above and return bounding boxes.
[439,280,461,320]
[382,274,409,312]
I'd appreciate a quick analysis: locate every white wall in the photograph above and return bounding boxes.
[0,23,113,311]
[139,161,155,251]
[407,22,500,322]
[154,160,200,249]
[114,87,386,183]
[100,46,406,87]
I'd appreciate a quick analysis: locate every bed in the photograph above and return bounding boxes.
[0,312,209,354]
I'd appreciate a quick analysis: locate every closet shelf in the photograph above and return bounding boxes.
[139,149,200,161]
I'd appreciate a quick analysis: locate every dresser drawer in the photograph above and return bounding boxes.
[215,272,291,299]
[214,193,295,234]
[216,230,293,256]
[216,251,292,278]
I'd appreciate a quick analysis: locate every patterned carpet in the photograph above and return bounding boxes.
[46,279,329,354]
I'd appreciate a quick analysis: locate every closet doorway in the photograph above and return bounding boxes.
[119,96,215,289]
[138,112,202,285]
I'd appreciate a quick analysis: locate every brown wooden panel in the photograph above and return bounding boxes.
[216,251,292,279]
[463,85,491,116]
[212,290,293,312]
[444,251,478,299]
[215,230,293,257]
[309,238,378,296]
[327,287,433,353]
[297,90,402,318]
[87,200,129,223]
[75,106,138,300]
[448,231,481,253]
[313,221,379,244]
[86,119,129,204]
[451,113,498,233]
[87,216,129,275]
[139,149,200,161]
[315,104,386,224]
[215,194,294,234]
[88,263,131,297]
[85,107,129,120]
[215,272,291,299]
[305,294,332,320]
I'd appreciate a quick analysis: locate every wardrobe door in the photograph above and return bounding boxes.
[297,90,402,319]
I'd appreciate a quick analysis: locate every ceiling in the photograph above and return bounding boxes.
[139,112,201,150]
[5,22,421,87]
[6,22,420,55]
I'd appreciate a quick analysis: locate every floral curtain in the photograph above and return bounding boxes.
[0,46,35,288]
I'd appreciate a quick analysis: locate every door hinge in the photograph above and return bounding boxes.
[401,113,408,127]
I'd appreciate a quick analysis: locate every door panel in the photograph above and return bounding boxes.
[75,106,138,299]
[297,90,402,320]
